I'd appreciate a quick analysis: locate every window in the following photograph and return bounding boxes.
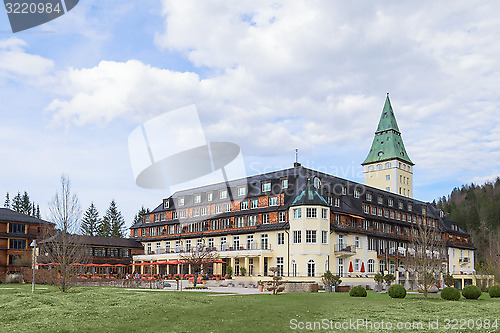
[276,257,284,276]
[293,208,302,219]
[368,238,376,251]
[269,196,278,206]
[398,201,404,209]
[354,259,361,271]
[9,239,26,249]
[220,190,228,199]
[354,189,360,199]
[215,205,222,214]
[386,187,390,191]
[334,197,340,207]
[233,236,240,249]
[385,162,391,168]
[313,177,321,188]
[194,194,201,204]
[422,207,427,215]
[342,186,347,195]
[293,230,302,244]
[261,234,269,249]
[282,179,288,189]
[278,212,286,222]
[238,187,246,196]
[366,193,372,201]
[306,230,317,244]
[185,240,191,251]
[354,236,361,249]
[368,165,374,171]
[262,213,269,224]
[306,208,317,218]
[160,213,166,221]
[146,243,152,254]
[321,208,328,219]
[367,259,375,273]
[207,192,213,201]
[200,207,207,216]
[388,198,394,207]
[262,182,271,192]
[246,235,254,249]
[193,208,199,217]
[154,214,159,222]
[384,210,389,218]
[247,215,257,226]
[224,203,231,212]
[386,175,390,181]
[408,203,412,211]
[377,164,383,170]
[251,199,258,209]
[390,211,395,219]
[364,205,369,214]
[163,200,169,209]
[8,223,25,234]
[307,260,316,277]
[236,216,245,228]
[335,214,340,223]
[338,258,344,277]
[292,260,297,277]
[277,232,285,245]
[240,201,249,210]
[379,260,385,273]
[362,220,370,230]
[155,242,161,254]
[371,206,377,215]
[322,230,328,244]
[377,207,383,217]
[220,237,227,250]
[208,238,214,249]
[178,197,184,206]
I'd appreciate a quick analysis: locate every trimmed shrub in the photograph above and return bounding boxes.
[441,287,461,301]
[349,285,367,297]
[462,285,482,300]
[388,284,407,299]
[488,285,500,298]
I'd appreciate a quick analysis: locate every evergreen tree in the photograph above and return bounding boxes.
[36,205,40,219]
[4,192,10,208]
[80,203,101,236]
[12,192,22,212]
[20,191,32,215]
[133,206,150,226]
[100,200,125,238]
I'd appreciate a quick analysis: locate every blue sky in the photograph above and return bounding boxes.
[1,1,500,229]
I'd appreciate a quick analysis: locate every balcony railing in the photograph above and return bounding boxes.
[334,244,356,255]
[459,257,470,264]
[146,243,272,255]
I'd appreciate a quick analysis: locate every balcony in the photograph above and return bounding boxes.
[459,257,470,265]
[334,244,356,257]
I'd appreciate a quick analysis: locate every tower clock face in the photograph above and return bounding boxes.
[313,177,321,189]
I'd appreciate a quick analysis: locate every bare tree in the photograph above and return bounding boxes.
[266,267,285,295]
[406,219,447,298]
[179,241,218,287]
[42,175,84,292]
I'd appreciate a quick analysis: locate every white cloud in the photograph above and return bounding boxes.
[0,37,54,78]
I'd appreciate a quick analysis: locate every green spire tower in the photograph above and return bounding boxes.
[362,94,414,198]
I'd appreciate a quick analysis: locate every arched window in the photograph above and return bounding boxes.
[307,259,316,277]
[291,260,297,277]
[367,259,375,273]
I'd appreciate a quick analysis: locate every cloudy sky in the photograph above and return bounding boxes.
[1,1,500,229]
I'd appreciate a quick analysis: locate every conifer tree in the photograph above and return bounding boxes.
[36,205,40,219]
[20,191,32,215]
[80,203,101,236]
[133,206,150,226]
[12,192,22,212]
[4,192,10,208]
[100,200,125,238]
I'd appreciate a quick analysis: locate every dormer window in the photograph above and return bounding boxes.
[238,187,246,197]
[282,178,289,189]
[378,195,383,204]
[163,200,169,209]
[398,201,403,210]
[354,189,361,199]
[220,190,228,199]
[408,203,412,212]
[178,197,184,206]
[342,186,347,195]
[388,198,394,207]
[262,182,271,192]
[194,194,201,204]
[207,192,213,201]
[313,177,321,189]
[366,193,372,201]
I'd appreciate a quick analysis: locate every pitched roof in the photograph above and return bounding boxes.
[362,95,414,166]
[0,208,52,224]
[290,179,329,207]
[40,234,143,248]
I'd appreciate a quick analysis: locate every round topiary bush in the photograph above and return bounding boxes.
[388,284,407,299]
[349,285,367,297]
[441,287,461,301]
[488,285,500,298]
[462,285,482,300]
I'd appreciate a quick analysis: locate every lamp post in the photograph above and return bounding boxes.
[30,240,37,293]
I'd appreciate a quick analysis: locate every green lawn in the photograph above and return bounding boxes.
[0,285,499,332]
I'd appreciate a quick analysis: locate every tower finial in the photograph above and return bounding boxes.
[294,148,301,167]
[387,92,389,97]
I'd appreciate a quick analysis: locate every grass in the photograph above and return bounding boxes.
[0,285,499,332]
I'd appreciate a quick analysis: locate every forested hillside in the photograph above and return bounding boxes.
[436,178,500,276]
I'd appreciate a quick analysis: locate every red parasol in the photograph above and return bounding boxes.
[360,262,365,273]
[348,261,353,273]
[86,263,100,267]
[166,260,180,265]
[71,263,84,266]
[114,264,127,267]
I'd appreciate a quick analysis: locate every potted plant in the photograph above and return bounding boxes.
[226,266,233,279]
[258,280,264,292]
[322,270,335,292]
[374,273,384,292]
[240,267,247,276]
